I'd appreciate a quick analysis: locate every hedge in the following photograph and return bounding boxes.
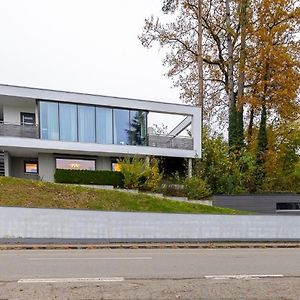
[54,169,124,187]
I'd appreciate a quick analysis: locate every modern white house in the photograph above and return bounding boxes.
[0,84,201,182]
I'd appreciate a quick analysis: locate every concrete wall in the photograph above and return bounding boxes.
[3,102,36,124]
[96,157,111,171]
[38,153,55,182]
[10,157,39,180]
[213,194,300,215]
[1,207,300,241]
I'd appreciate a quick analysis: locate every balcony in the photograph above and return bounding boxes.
[0,122,193,150]
[0,121,39,139]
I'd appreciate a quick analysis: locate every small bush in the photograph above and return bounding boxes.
[160,183,185,197]
[54,169,124,187]
[183,177,212,200]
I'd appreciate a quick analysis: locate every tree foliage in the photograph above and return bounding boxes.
[140,0,300,191]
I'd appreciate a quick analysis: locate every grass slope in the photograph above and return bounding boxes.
[0,177,247,215]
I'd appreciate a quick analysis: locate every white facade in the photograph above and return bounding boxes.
[0,84,201,182]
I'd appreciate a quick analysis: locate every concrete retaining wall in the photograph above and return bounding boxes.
[213,194,300,214]
[1,207,300,241]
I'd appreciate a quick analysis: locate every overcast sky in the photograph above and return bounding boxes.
[0,0,181,106]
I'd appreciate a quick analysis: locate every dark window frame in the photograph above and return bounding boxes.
[20,112,36,125]
[24,160,39,174]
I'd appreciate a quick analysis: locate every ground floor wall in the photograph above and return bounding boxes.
[10,156,39,180]
[5,152,113,183]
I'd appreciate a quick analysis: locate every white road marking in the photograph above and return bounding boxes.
[18,277,124,283]
[28,256,152,261]
[204,274,284,280]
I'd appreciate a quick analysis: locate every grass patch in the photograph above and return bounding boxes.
[0,177,249,215]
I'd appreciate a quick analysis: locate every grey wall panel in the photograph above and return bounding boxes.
[213,194,300,214]
[0,207,300,240]
[10,157,39,180]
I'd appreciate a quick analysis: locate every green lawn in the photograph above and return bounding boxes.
[0,177,248,215]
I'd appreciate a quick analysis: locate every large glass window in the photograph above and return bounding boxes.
[129,110,147,146]
[114,109,129,145]
[59,103,77,142]
[78,105,95,143]
[96,107,113,144]
[40,101,59,140]
[39,100,147,146]
[56,158,95,170]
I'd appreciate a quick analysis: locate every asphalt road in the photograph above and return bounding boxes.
[1,249,300,299]
[0,248,300,280]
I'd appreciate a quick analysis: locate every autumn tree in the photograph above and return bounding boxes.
[244,0,300,188]
[139,0,251,149]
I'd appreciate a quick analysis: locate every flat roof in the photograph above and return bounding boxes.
[0,83,199,115]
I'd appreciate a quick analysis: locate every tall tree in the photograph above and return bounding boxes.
[139,0,248,149]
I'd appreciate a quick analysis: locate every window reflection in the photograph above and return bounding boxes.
[56,158,96,170]
[113,109,129,145]
[129,110,147,146]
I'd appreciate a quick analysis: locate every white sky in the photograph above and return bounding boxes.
[0,0,181,105]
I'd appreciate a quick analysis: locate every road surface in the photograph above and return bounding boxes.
[0,248,300,299]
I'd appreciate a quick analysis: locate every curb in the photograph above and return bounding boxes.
[1,242,300,250]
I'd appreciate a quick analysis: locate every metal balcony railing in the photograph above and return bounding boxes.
[147,134,193,150]
[0,121,39,139]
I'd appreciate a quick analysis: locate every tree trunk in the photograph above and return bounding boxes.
[247,107,254,145]
[226,0,243,150]
[236,0,249,148]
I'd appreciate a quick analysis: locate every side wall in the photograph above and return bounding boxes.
[3,102,36,124]
[10,157,39,180]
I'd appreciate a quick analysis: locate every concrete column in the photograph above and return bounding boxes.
[38,153,55,182]
[192,108,202,158]
[188,158,193,178]
[96,157,111,171]
[145,156,150,167]
[4,151,10,176]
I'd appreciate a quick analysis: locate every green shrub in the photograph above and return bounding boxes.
[118,157,162,191]
[183,177,212,200]
[143,158,162,192]
[54,169,124,187]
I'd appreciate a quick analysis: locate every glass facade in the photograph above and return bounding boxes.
[96,107,113,144]
[114,109,129,145]
[59,103,77,142]
[39,100,147,146]
[129,110,147,146]
[78,105,95,143]
[40,101,59,140]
